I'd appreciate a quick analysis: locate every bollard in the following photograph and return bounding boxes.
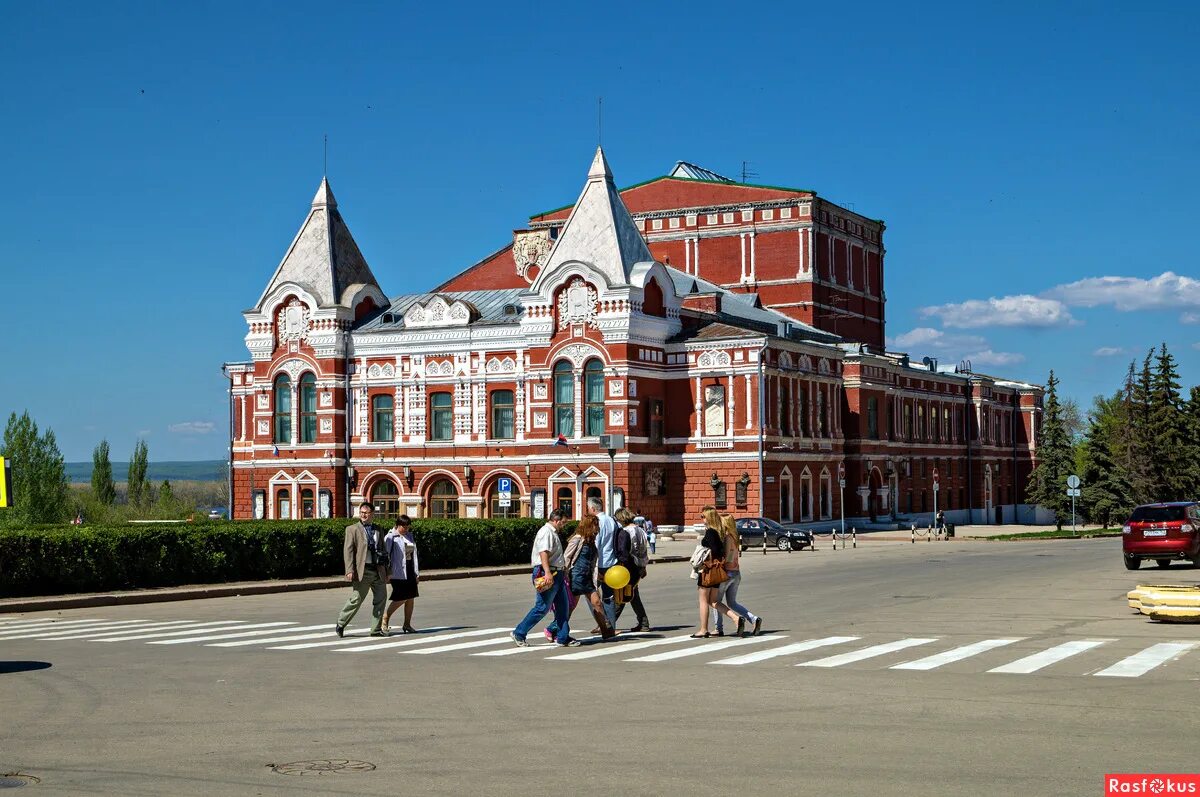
[911,526,915,544]
[832,527,838,550]
[852,527,857,548]
[929,524,933,543]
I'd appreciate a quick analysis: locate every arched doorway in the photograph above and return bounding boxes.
[779,469,794,523]
[370,479,401,522]
[487,476,521,519]
[428,479,460,519]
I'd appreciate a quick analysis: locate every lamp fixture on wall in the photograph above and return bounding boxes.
[403,465,414,488]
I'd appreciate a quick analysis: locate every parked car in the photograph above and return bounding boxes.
[1122,501,1200,570]
[207,508,228,520]
[735,517,813,551]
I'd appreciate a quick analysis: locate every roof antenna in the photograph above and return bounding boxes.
[597,96,603,147]
[741,160,758,184]
[324,134,328,177]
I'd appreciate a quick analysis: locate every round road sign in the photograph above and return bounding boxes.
[1067,474,1081,489]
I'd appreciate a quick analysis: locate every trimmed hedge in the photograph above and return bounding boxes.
[0,518,551,598]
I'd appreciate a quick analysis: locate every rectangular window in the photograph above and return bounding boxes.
[867,396,879,439]
[762,209,774,220]
[779,380,790,436]
[430,392,452,441]
[648,398,664,446]
[799,385,809,436]
[903,403,913,440]
[704,385,726,436]
[669,217,680,229]
[372,395,394,442]
[651,218,663,230]
[490,390,514,440]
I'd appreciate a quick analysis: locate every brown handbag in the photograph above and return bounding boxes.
[699,558,728,588]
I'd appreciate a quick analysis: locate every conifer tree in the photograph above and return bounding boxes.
[91,439,116,505]
[1080,393,1136,528]
[1125,354,1156,503]
[127,439,150,506]
[1182,385,1200,499]
[1147,343,1188,500]
[1027,371,1073,529]
[0,411,69,525]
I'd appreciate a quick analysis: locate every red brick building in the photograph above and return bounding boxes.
[224,150,1042,530]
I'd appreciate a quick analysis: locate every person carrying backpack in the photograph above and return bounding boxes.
[612,507,651,632]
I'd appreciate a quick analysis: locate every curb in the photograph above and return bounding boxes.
[0,555,690,614]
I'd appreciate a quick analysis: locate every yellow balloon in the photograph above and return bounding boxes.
[604,564,630,590]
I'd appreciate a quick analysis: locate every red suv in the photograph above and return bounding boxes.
[1122,502,1200,570]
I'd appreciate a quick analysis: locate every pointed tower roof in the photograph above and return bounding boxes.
[538,147,654,287]
[256,178,381,310]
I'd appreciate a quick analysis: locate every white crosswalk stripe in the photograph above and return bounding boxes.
[0,620,163,639]
[550,634,696,661]
[626,635,781,662]
[474,633,645,656]
[890,638,1024,671]
[330,628,501,653]
[405,635,517,655]
[711,636,860,665]
[797,638,939,668]
[988,639,1114,674]
[210,626,447,648]
[149,624,333,645]
[38,621,207,640]
[0,619,113,637]
[1093,642,1199,678]
[93,623,284,643]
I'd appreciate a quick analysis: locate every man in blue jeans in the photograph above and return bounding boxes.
[512,510,579,647]
[590,496,619,631]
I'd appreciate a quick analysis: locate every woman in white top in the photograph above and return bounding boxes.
[383,515,420,634]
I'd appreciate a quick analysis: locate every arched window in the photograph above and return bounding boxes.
[490,390,514,440]
[372,394,394,442]
[554,361,574,437]
[584,359,605,436]
[276,487,291,519]
[819,470,833,519]
[642,278,665,317]
[301,488,315,518]
[300,374,317,443]
[371,480,400,521]
[430,392,452,441]
[585,485,602,509]
[489,479,520,518]
[556,486,574,519]
[866,396,879,439]
[428,479,459,519]
[273,375,292,444]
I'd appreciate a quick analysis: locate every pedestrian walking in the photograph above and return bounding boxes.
[692,508,744,638]
[335,503,388,638]
[512,510,578,647]
[646,516,657,555]
[589,496,619,631]
[713,514,761,636]
[613,507,651,632]
[382,515,420,635]
[556,515,615,640]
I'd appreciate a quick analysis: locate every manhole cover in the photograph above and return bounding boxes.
[271,760,375,776]
[0,774,40,788]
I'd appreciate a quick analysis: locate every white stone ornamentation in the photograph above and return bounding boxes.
[533,411,549,428]
[512,230,553,283]
[697,350,732,369]
[608,409,624,426]
[278,299,311,343]
[533,383,548,400]
[319,392,333,407]
[319,418,333,433]
[257,394,270,409]
[608,381,624,397]
[557,278,598,330]
[404,295,475,329]
[281,358,308,381]
[486,357,517,374]
[257,420,269,435]
[560,343,603,368]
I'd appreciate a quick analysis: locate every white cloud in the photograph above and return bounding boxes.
[168,421,216,435]
[1182,312,1200,325]
[918,295,1075,329]
[1045,271,1200,311]
[1092,346,1125,357]
[1193,342,1200,351]
[137,429,152,438]
[963,349,1025,367]
[886,327,1023,368]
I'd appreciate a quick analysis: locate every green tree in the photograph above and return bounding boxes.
[1183,385,1200,499]
[91,439,116,505]
[0,411,69,525]
[1027,371,1073,530]
[1079,393,1136,528]
[1125,355,1155,503]
[127,439,149,506]
[158,480,173,504]
[1147,343,1189,500]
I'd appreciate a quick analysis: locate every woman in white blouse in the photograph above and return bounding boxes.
[383,515,420,634]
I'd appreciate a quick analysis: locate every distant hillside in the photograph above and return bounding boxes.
[64,460,227,484]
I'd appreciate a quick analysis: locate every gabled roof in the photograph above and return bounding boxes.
[669,161,735,183]
[357,288,528,330]
[536,147,654,288]
[256,178,382,310]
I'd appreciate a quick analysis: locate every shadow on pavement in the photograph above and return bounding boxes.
[0,660,52,674]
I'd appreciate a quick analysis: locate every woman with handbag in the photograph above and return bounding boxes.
[713,514,761,637]
[551,514,615,641]
[382,515,420,635]
[692,507,745,638]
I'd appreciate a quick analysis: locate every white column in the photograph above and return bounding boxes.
[694,376,703,437]
[290,386,299,446]
[727,373,736,435]
[740,233,747,281]
[574,368,583,440]
[749,230,757,282]
[745,374,752,430]
[685,238,692,275]
[239,395,246,441]
[694,236,701,277]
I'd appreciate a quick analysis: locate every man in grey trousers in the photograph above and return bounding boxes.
[335,503,388,637]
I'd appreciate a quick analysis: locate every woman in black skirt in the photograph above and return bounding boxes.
[383,515,420,634]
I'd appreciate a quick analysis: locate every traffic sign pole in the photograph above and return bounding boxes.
[1067,475,1081,535]
[837,462,846,542]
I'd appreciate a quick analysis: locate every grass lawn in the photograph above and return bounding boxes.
[991,528,1123,541]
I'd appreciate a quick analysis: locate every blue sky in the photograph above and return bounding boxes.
[2,2,1197,461]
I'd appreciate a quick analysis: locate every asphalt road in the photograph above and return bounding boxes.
[2,537,1198,796]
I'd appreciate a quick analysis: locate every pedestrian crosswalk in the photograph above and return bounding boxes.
[0,616,1197,680]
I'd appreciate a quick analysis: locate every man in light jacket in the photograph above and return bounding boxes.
[335,503,388,637]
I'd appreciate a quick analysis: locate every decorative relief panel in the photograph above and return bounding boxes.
[533,411,549,428]
[319,418,333,433]
[404,295,476,329]
[257,420,270,435]
[533,383,549,400]
[281,359,308,381]
[608,381,624,397]
[319,392,333,407]
[779,351,793,369]
[560,343,603,367]
[557,278,598,330]
[257,394,270,409]
[277,298,311,343]
[644,467,664,496]
[798,355,814,372]
[485,357,517,374]
[512,230,553,283]
[608,409,624,426]
[697,350,732,369]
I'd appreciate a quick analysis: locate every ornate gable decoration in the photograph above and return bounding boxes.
[697,350,732,369]
[512,230,553,283]
[277,298,312,343]
[485,357,517,374]
[557,278,598,330]
[404,295,476,329]
[367,363,396,378]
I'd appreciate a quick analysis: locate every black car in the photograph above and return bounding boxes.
[735,517,812,551]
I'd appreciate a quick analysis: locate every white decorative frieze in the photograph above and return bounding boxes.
[404,295,476,329]
[697,350,732,369]
[485,356,517,374]
[560,342,603,367]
